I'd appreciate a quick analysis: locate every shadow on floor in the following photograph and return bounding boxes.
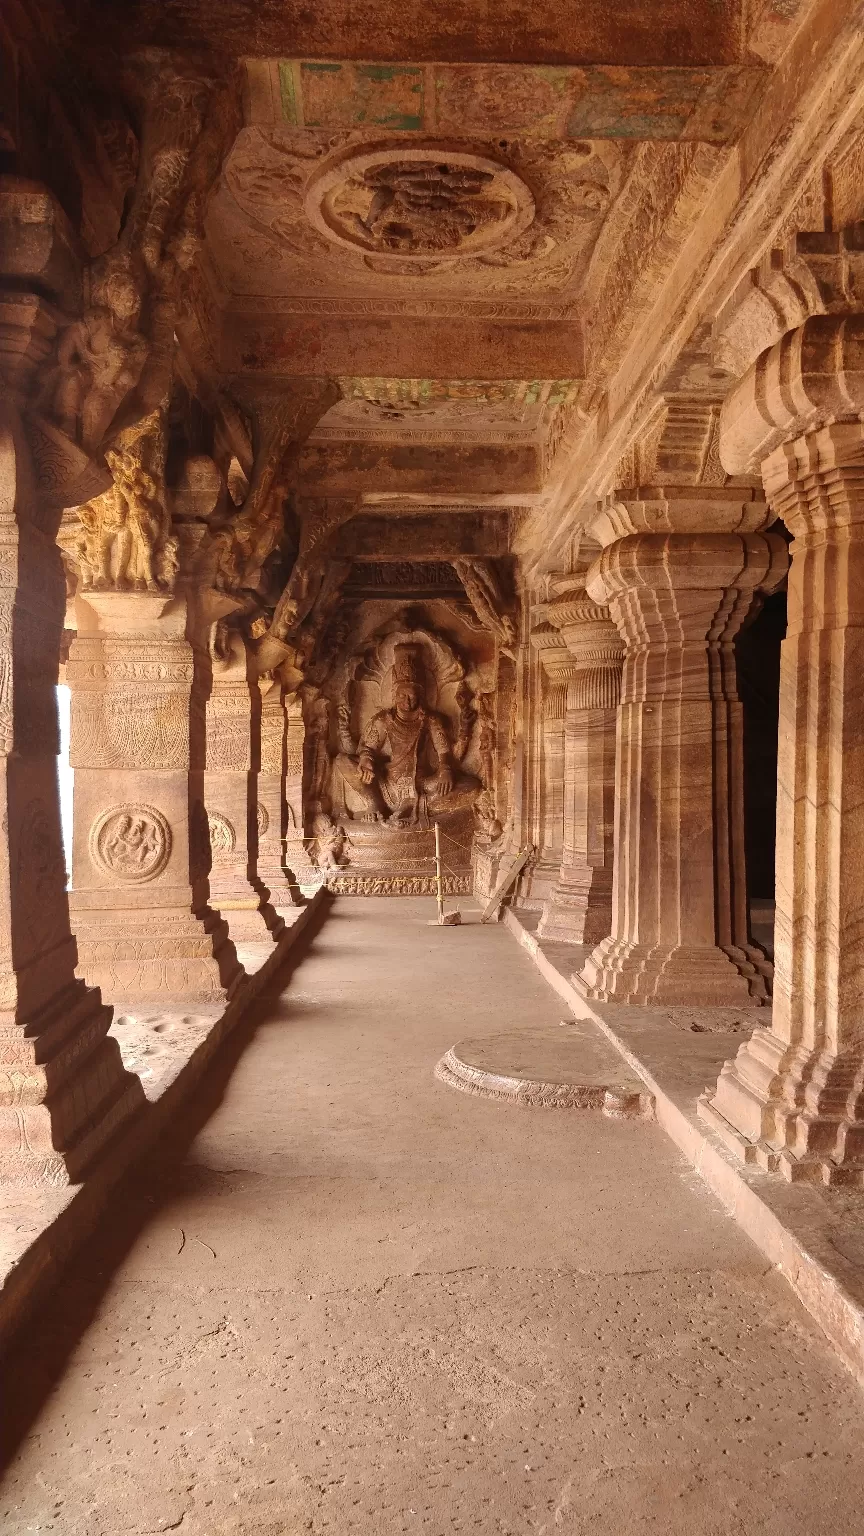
[0,895,333,1472]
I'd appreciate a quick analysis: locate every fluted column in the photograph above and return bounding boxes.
[538,593,623,944]
[576,506,787,1006]
[705,311,864,1181]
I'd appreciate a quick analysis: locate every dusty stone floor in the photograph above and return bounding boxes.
[1,898,863,1535]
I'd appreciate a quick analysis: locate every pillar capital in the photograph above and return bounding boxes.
[720,312,864,478]
[586,529,787,616]
[589,486,771,548]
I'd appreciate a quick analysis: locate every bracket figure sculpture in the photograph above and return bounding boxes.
[76,439,178,592]
[334,642,479,828]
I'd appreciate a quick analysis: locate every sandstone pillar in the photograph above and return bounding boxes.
[204,633,283,946]
[538,593,623,944]
[0,395,143,1180]
[532,633,569,899]
[67,591,240,1006]
[256,675,303,914]
[705,313,864,1181]
[576,501,786,1005]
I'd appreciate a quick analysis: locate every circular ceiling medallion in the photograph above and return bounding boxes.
[304,144,535,264]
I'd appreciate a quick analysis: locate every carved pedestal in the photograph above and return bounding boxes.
[205,639,283,945]
[538,594,623,944]
[576,517,786,1005]
[0,404,144,1182]
[68,591,240,1006]
[256,677,303,914]
[705,388,864,1180]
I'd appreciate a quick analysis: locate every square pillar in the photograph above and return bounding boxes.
[0,400,144,1182]
[256,675,303,914]
[538,594,623,945]
[204,632,284,945]
[67,591,240,1005]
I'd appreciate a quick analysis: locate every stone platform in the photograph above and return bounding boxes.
[436,1024,653,1115]
[325,814,473,897]
[502,905,864,1389]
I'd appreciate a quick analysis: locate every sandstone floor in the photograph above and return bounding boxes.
[1,898,862,1535]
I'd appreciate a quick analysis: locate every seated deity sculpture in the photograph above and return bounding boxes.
[335,643,479,827]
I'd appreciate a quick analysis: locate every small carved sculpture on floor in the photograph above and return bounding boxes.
[334,643,479,828]
[311,813,349,869]
[473,787,503,844]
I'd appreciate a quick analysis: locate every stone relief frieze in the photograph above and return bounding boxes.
[70,687,190,771]
[89,805,172,883]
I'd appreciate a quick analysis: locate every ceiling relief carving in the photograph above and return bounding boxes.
[305,147,534,265]
[215,127,624,299]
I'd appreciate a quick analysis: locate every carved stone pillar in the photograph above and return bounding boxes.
[704,313,864,1182]
[67,591,240,1005]
[256,675,302,914]
[520,625,570,905]
[283,690,310,879]
[538,592,623,944]
[0,401,145,1181]
[204,635,283,945]
[576,496,787,1006]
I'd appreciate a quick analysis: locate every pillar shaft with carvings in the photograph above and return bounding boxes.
[68,591,240,1005]
[204,633,283,946]
[538,592,623,945]
[257,676,303,913]
[705,311,864,1182]
[576,487,786,1006]
[0,255,144,1179]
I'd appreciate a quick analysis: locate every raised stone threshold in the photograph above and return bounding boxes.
[436,1025,653,1117]
[503,906,864,1389]
[0,892,329,1354]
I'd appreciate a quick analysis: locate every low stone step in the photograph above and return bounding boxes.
[435,1023,655,1116]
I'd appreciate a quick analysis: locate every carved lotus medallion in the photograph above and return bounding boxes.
[90,804,172,882]
[207,812,236,855]
[304,145,535,264]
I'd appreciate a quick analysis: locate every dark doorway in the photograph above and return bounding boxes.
[736,585,787,907]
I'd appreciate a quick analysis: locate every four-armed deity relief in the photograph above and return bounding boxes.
[333,642,479,828]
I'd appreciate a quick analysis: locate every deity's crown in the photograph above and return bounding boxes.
[391,642,426,697]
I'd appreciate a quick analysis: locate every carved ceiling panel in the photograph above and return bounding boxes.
[210,126,627,300]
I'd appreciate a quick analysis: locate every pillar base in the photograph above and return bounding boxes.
[256,855,304,915]
[537,866,612,945]
[0,981,145,1185]
[699,1028,864,1186]
[210,883,285,945]
[72,901,241,1007]
[574,935,765,1007]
